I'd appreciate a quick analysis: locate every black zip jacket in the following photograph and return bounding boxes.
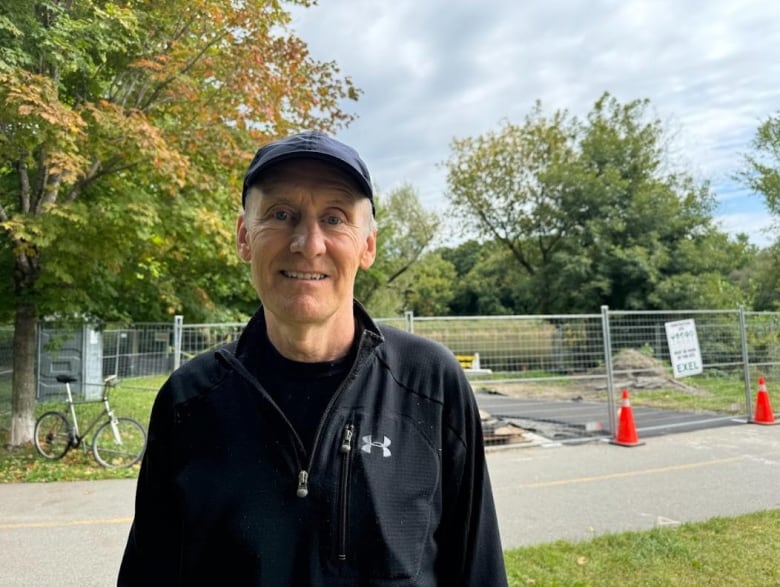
[119,304,507,586]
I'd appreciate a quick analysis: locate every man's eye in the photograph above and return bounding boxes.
[324,215,343,226]
[273,210,290,221]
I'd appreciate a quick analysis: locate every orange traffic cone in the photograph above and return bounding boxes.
[752,377,777,425]
[612,389,643,446]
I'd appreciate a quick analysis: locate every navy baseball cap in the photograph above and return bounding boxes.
[242,131,374,214]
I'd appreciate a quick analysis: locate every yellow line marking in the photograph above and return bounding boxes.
[516,456,744,489]
[0,517,132,530]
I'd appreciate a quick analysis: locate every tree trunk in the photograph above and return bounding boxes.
[9,303,38,447]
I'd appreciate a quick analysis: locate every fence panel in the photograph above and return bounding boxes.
[599,310,751,436]
[102,324,176,379]
[410,314,606,378]
[180,322,245,363]
[745,312,780,371]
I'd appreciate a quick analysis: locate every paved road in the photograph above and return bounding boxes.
[490,422,780,548]
[1,423,780,585]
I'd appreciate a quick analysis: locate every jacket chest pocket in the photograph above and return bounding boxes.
[334,415,440,581]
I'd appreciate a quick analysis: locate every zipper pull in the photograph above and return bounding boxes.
[340,424,354,454]
[296,470,309,498]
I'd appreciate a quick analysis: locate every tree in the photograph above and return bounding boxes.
[444,104,580,283]
[444,93,730,313]
[439,239,482,278]
[0,0,359,446]
[394,252,456,316]
[356,183,439,314]
[453,248,522,315]
[651,232,755,309]
[736,112,780,311]
[440,241,536,315]
[741,112,780,220]
[747,242,780,311]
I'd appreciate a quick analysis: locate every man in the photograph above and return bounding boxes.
[119,131,507,586]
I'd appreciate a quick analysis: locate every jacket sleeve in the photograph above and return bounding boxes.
[118,382,181,586]
[436,372,508,587]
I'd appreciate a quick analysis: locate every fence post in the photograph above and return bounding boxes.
[35,322,42,400]
[739,306,753,421]
[173,315,183,371]
[601,305,617,435]
[405,310,414,334]
[114,329,121,377]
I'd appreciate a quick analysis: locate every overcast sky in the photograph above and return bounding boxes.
[288,0,780,247]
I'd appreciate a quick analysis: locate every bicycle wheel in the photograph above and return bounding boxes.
[34,411,72,460]
[92,417,147,468]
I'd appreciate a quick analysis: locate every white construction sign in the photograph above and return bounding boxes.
[664,319,703,378]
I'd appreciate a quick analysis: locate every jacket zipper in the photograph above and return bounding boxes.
[337,423,354,561]
[218,330,371,502]
[296,470,309,498]
[216,350,309,495]
[297,329,368,501]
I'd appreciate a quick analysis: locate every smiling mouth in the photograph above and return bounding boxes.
[282,271,327,281]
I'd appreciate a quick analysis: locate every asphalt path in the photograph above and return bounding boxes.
[1,423,780,585]
[490,422,780,548]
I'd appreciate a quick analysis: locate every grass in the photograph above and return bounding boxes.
[0,375,162,483]
[504,509,780,586]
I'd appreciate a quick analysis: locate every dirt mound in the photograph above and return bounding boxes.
[592,348,703,394]
[611,348,668,376]
[472,348,705,400]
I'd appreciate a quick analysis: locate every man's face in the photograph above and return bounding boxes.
[236,159,376,329]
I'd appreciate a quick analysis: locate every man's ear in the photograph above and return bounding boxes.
[236,212,252,262]
[359,228,377,270]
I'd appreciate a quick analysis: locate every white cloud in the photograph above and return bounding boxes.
[289,0,780,246]
[717,211,775,248]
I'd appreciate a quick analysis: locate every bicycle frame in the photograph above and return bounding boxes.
[62,376,118,447]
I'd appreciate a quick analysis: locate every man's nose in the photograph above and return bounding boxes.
[290,218,326,257]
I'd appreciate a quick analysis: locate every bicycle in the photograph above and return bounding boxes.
[34,374,147,468]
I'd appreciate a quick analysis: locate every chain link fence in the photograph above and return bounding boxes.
[411,308,780,439]
[2,308,779,438]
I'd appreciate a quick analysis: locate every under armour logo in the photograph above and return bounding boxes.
[361,435,392,457]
